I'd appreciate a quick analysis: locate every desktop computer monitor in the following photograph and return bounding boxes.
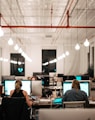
[63,80,90,96]
[4,80,32,96]
[41,77,49,86]
[32,80,42,96]
[39,109,95,120]
[4,80,15,96]
[82,75,89,80]
[21,80,32,95]
[75,75,82,81]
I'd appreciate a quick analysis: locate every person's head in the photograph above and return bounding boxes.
[15,79,22,92]
[72,79,80,90]
[31,76,37,80]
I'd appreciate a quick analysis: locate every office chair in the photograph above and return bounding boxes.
[1,97,31,120]
[63,101,86,108]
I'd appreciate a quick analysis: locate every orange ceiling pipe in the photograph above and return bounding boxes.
[2,25,95,28]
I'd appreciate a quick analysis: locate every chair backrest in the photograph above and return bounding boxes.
[63,101,86,108]
[1,97,30,120]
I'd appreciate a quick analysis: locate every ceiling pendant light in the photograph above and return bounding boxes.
[18,48,23,53]
[75,3,80,51]
[8,38,14,45]
[14,44,19,50]
[84,38,89,47]
[84,0,90,47]
[75,43,80,50]
[65,51,69,56]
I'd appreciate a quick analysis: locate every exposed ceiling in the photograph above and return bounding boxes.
[0,0,95,47]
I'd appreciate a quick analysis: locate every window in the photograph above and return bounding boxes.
[42,49,56,73]
[10,53,25,76]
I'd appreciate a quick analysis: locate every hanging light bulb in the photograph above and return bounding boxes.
[65,51,69,56]
[18,48,23,53]
[0,26,4,37]
[14,44,19,50]
[84,1,89,47]
[84,38,89,47]
[75,43,80,50]
[8,38,14,45]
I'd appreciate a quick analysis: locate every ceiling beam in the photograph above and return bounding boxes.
[1,25,95,29]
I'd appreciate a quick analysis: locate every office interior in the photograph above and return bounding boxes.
[0,0,95,120]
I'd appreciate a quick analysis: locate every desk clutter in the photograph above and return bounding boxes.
[0,75,95,120]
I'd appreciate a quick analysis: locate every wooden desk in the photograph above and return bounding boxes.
[89,100,95,108]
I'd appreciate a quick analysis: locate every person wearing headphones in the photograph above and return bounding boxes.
[10,79,33,107]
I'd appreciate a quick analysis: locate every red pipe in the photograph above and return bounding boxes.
[67,10,69,27]
[60,0,75,26]
[1,25,95,28]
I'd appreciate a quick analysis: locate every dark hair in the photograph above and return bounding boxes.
[15,80,22,92]
[72,79,80,89]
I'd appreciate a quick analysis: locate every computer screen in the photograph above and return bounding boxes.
[42,77,49,86]
[4,80,15,96]
[63,81,90,96]
[81,75,89,80]
[21,80,32,95]
[75,75,82,81]
[67,75,76,80]
[32,80,42,96]
[4,80,32,96]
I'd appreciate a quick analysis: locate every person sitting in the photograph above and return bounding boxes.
[62,79,89,107]
[10,79,33,107]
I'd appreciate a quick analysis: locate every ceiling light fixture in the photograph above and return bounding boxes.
[18,48,23,53]
[84,0,89,47]
[14,44,19,50]
[75,43,80,50]
[8,0,14,46]
[75,2,80,50]
[8,38,14,45]
[84,38,89,47]
[65,51,69,56]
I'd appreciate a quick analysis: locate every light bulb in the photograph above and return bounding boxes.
[65,51,69,56]
[75,43,80,50]
[84,38,90,47]
[18,48,23,53]
[14,44,19,50]
[8,38,14,45]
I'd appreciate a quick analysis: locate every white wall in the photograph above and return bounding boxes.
[0,43,90,80]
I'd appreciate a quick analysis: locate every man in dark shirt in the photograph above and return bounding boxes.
[63,79,89,107]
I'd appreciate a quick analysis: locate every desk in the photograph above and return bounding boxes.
[1,96,95,108]
[33,98,52,108]
[89,100,95,108]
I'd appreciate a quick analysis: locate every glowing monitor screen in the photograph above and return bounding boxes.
[75,75,82,81]
[63,81,90,96]
[4,80,31,96]
[21,80,32,95]
[4,80,15,96]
